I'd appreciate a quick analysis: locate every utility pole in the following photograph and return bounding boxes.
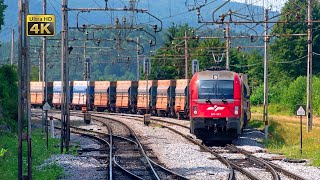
[11,29,14,65]
[17,0,23,179]
[83,40,87,80]
[307,0,313,132]
[23,0,32,178]
[19,0,32,178]
[136,37,140,80]
[42,0,49,149]
[184,31,188,79]
[225,23,230,70]
[38,50,41,81]
[61,0,70,153]
[263,8,269,140]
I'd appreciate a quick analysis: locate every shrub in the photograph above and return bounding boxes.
[281,76,306,113]
[250,85,264,105]
[0,65,18,131]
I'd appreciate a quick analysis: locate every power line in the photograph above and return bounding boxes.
[48,0,62,19]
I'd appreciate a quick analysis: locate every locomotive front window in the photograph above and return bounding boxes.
[198,80,234,99]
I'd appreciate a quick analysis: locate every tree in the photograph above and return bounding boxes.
[192,38,225,71]
[0,0,7,31]
[269,0,320,81]
[150,24,197,80]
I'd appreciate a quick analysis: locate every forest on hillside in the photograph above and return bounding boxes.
[1,0,320,115]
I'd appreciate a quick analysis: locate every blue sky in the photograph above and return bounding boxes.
[231,0,286,10]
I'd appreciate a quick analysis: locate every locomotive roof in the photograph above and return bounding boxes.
[197,70,237,80]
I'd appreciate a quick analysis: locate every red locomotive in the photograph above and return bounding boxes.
[189,70,251,141]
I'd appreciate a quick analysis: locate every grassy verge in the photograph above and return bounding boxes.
[0,130,64,179]
[251,104,291,116]
[249,117,320,166]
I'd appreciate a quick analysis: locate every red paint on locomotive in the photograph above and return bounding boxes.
[189,70,250,141]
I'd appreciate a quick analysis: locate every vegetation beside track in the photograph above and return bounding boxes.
[0,130,64,179]
[0,65,18,132]
[249,114,320,167]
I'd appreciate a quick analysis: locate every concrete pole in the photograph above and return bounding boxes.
[38,52,41,81]
[136,37,140,80]
[42,0,49,149]
[61,0,70,153]
[24,0,32,178]
[17,0,23,179]
[184,31,188,79]
[83,40,87,81]
[263,8,269,140]
[225,23,230,70]
[307,0,313,132]
[11,29,14,65]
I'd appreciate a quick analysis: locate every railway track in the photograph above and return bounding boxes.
[33,110,308,179]
[92,112,306,180]
[32,112,186,179]
[225,144,306,180]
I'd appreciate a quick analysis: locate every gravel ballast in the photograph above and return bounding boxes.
[36,111,320,179]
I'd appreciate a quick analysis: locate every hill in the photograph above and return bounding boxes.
[0,0,277,41]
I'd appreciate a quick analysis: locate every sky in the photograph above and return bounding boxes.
[231,0,286,10]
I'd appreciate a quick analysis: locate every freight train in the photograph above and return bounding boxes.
[30,69,250,141]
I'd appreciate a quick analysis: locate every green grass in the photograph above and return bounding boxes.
[248,119,320,166]
[251,104,291,116]
[0,130,64,179]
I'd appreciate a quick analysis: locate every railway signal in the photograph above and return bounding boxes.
[144,57,151,76]
[192,59,199,75]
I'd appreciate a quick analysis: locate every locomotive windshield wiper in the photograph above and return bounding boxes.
[205,97,213,105]
[222,94,227,103]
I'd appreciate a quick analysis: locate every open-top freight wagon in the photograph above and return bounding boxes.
[175,79,189,119]
[137,80,158,115]
[30,82,53,108]
[94,81,116,112]
[115,81,138,113]
[156,80,176,117]
[72,81,94,110]
[52,81,73,109]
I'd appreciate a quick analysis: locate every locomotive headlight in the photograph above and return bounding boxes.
[193,106,198,115]
[234,106,239,115]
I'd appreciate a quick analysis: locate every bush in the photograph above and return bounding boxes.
[269,80,289,104]
[0,65,18,130]
[250,85,264,105]
[281,76,306,113]
[312,76,320,115]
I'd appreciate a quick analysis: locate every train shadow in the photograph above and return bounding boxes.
[202,140,232,147]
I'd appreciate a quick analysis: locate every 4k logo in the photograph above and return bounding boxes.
[207,105,225,112]
[27,15,55,36]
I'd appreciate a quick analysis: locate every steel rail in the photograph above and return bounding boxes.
[102,112,190,129]
[226,145,279,180]
[92,116,161,180]
[91,114,238,180]
[227,144,306,180]
[112,156,144,180]
[94,114,270,180]
[32,114,147,180]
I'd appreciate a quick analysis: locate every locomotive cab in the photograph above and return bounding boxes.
[189,70,249,141]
